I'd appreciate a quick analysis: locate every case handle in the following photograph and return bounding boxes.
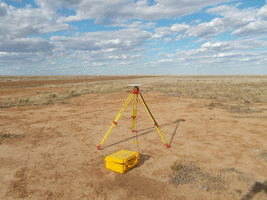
[125,157,139,169]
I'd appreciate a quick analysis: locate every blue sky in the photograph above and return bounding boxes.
[0,0,267,75]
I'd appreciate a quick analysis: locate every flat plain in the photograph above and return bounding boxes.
[0,75,267,200]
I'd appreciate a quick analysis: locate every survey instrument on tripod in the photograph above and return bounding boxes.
[97,84,169,150]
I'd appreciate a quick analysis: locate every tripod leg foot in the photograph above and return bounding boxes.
[97,145,101,150]
[165,144,170,148]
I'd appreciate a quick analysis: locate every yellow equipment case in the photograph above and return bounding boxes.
[105,150,140,174]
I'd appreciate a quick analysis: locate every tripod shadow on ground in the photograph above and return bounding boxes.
[101,119,185,150]
[137,119,185,133]
[101,130,154,150]
[241,180,267,200]
[169,119,185,147]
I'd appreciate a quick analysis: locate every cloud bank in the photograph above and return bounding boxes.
[0,0,267,75]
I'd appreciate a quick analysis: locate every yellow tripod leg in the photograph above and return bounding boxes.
[138,93,170,148]
[97,93,134,150]
[132,93,135,132]
[131,93,138,132]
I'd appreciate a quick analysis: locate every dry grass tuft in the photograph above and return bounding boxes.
[206,102,263,113]
[169,161,228,190]
[231,115,267,118]
[169,162,201,185]
[169,161,255,191]
[258,151,267,163]
[0,90,83,108]
[0,132,25,144]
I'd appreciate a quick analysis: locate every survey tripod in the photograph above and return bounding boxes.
[97,84,170,150]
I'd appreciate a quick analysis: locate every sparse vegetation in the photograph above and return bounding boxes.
[151,76,267,103]
[0,77,152,108]
[169,161,255,192]
[231,115,267,118]
[0,90,86,108]
[258,151,267,163]
[0,132,25,143]
[206,102,263,113]
[169,161,228,191]
[148,76,267,113]
[1,75,267,114]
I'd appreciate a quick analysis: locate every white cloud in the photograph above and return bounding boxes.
[106,20,157,29]
[200,39,267,54]
[232,21,267,36]
[156,38,267,69]
[191,19,201,24]
[153,58,175,66]
[216,52,239,58]
[170,24,191,32]
[159,59,173,63]
[186,17,226,38]
[34,0,81,10]
[184,4,258,40]
[0,2,74,41]
[0,2,8,17]
[158,4,267,42]
[164,38,175,44]
[206,4,236,14]
[0,2,76,67]
[257,5,267,19]
[0,37,54,53]
[201,41,230,50]
[206,4,257,28]
[140,22,157,29]
[153,23,190,40]
[202,4,267,38]
[50,28,152,62]
[53,0,234,23]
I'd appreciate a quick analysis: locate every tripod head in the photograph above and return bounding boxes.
[129,84,143,91]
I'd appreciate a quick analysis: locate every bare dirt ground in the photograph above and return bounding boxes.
[0,76,267,200]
